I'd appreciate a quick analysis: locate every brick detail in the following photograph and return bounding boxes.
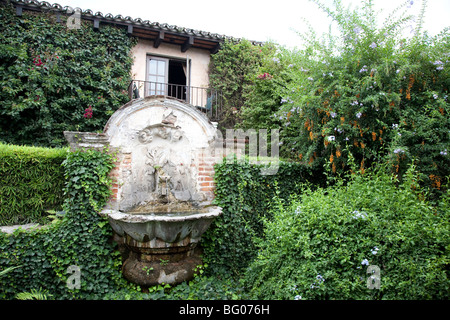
[108,152,132,203]
[196,149,217,195]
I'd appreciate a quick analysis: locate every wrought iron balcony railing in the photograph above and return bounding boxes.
[128,80,223,121]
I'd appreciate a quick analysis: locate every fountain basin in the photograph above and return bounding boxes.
[102,205,221,286]
[105,206,221,244]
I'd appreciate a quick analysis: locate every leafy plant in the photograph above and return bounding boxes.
[15,288,52,300]
[269,0,449,197]
[0,148,136,299]
[244,164,449,299]
[0,3,136,147]
[201,156,325,277]
[208,39,275,129]
[0,265,22,277]
[0,143,67,225]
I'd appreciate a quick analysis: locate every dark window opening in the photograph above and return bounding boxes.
[168,60,187,101]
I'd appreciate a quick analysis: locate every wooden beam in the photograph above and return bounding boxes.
[210,42,221,54]
[181,36,194,52]
[153,31,164,48]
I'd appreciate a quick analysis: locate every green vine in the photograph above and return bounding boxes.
[0,3,136,147]
[0,148,135,299]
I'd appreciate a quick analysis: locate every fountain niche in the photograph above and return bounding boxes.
[64,96,222,287]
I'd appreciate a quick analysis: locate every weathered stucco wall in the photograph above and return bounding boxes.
[130,38,211,89]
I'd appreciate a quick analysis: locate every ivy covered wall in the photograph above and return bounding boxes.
[0,3,136,147]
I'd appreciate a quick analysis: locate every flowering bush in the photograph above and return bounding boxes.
[244,165,449,299]
[238,0,449,196]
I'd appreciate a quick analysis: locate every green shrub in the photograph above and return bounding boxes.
[0,3,135,147]
[233,1,450,198]
[209,39,275,129]
[276,0,449,196]
[0,143,67,225]
[244,165,449,299]
[0,148,134,299]
[201,156,326,277]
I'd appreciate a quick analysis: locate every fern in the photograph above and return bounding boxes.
[15,288,52,300]
[0,265,22,277]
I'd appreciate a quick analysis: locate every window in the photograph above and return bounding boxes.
[147,56,189,101]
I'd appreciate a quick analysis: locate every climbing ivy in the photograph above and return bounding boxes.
[0,3,136,147]
[201,157,326,277]
[0,149,135,299]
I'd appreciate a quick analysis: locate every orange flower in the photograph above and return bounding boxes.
[372,132,377,141]
[336,149,341,158]
[330,154,334,163]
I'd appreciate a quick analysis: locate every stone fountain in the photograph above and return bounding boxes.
[64,96,222,287]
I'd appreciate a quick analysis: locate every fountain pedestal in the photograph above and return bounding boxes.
[121,243,202,286]
[105,206,221,287]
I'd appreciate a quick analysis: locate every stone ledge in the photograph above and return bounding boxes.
[0,223,41,235]
[63,131,109,151]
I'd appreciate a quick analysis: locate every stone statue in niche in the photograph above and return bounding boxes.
[136,111,194,202]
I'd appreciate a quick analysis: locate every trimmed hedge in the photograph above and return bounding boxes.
[201,157,326,277]
[0,143,67,225]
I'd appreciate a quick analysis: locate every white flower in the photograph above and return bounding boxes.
[352,210,367,219]
[369,42,377,49]
[356,112,362,119]
[361,259,369,266]
[294,295,302,300]
[354,26,362,34]
[327,135,336,142]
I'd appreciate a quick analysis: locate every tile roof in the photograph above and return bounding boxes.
[8,0,264,53]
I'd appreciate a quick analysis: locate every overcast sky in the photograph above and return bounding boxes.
[60,0,449,48]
